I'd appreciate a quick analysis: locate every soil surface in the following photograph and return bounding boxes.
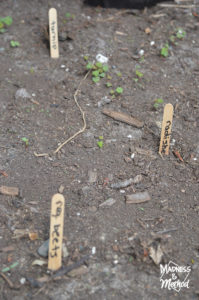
[0,0,199,299]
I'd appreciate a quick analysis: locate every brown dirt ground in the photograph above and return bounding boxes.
[0,0,199,299]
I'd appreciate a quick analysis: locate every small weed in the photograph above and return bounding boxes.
[84,55,89,61]
[106,82,112,88]
[10,40,20,47]
[160,43,169,57]
[116,72,122,77]
[115,87,123,94]
[176,28,186,39]
[97,136,103,148]
[21,137,29,147]
[154,98,164,109]
[86,61,109,84]
[65,12,75,20]
[0,16,12,33]
[135,69,144,78]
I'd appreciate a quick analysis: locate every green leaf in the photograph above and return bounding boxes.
[102,65,109,72]
[21,137,29,146]
[155,98,164,104]
[86,62,94,70]
[10,40,20,47]
[115,87,123,94]
[97,141,103,148]
[176,28,186,39]
[109,89,115,95]
[135,70,143,78]
[95,62,102,68]
[99,136,103,140]
[169,35,176,43]
[99,72,105,78]
[65,12,71,18]
[0,28,6,33]
[133,78,138,83]
[116,72,122,77]
[92,77,100,83]
[106,82,112,87]
[84,55,89,61]
[92,70,99,77]
[107,75,112,80]
[0,21,4,29]
[1,16,13,26]
[160,44,169,57]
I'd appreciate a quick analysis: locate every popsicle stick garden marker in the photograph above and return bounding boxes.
[48,193,65,271]
[159,103,174,155]
[48,8,59,58]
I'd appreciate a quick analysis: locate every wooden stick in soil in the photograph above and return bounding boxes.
[48,8,59,58]
[159,103,174,155]
[48,194,65,271]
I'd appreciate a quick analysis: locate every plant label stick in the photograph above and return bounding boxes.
[159,103,174,155]
[48,8,59,58]
[48,193,65,271]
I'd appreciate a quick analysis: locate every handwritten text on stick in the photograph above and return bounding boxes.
[49,8,59,58]
[48,194,65,271]
[159,103,174,155]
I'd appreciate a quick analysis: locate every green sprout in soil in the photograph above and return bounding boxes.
[154,98,164,109]
[115,87,123,94]
[176,28,186,39]
[10,40,20,47]
[0,16,13,33]
[21,137,29,147]
[160,43,169,57]
[106,82,112,88]
[97,136,103,148]
[86,61,109,84]
[65,12,75,20]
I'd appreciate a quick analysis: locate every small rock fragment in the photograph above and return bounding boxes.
[32,259,47,266]
[132,174,143,184]
[99,198,116,207]
[88,206,97,213]
[15,88,31,100]
[126,191,151,204]
[111,178,133,189]
[37,239,49,258]
[0,186,19,196]
[96,53,108,64]
[58,184,65,193]
[62,243,69,258]
[88,170,97,183]
[67,265,88,277]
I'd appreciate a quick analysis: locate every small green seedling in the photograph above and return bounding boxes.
[97,136,103,148]
[84,55,89,61]
[160,43,169,57]
[154,98,164,109]
[0,16,13,33]
[135,70,144,78]
[10,40,20,47]
[176,28,186,39]
[21,137,29,147]
[106,82,112,88]
[116,72,122,77]
[86,61,109,84]
[115,87,123,94]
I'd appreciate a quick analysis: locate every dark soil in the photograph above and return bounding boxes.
[0,0,199,299]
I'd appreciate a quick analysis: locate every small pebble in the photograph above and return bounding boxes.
[92,247,96,255]
[20,278,26,285]
[139,49,144,56]
[37,239,49,258]
[150,41,155,46]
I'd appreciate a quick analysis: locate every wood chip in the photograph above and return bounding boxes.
[102,109,144,128]
[126,191,151,204]
[67,265,88,277]
[0,186,19,196]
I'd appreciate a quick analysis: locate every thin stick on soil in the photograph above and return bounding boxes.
[0,272,20,290]
[34,71,90,157]
[54,70,90,154]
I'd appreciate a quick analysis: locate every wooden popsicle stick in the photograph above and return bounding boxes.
[48,193,65,271]
[48,8,59,58]
[159,103,174,155]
